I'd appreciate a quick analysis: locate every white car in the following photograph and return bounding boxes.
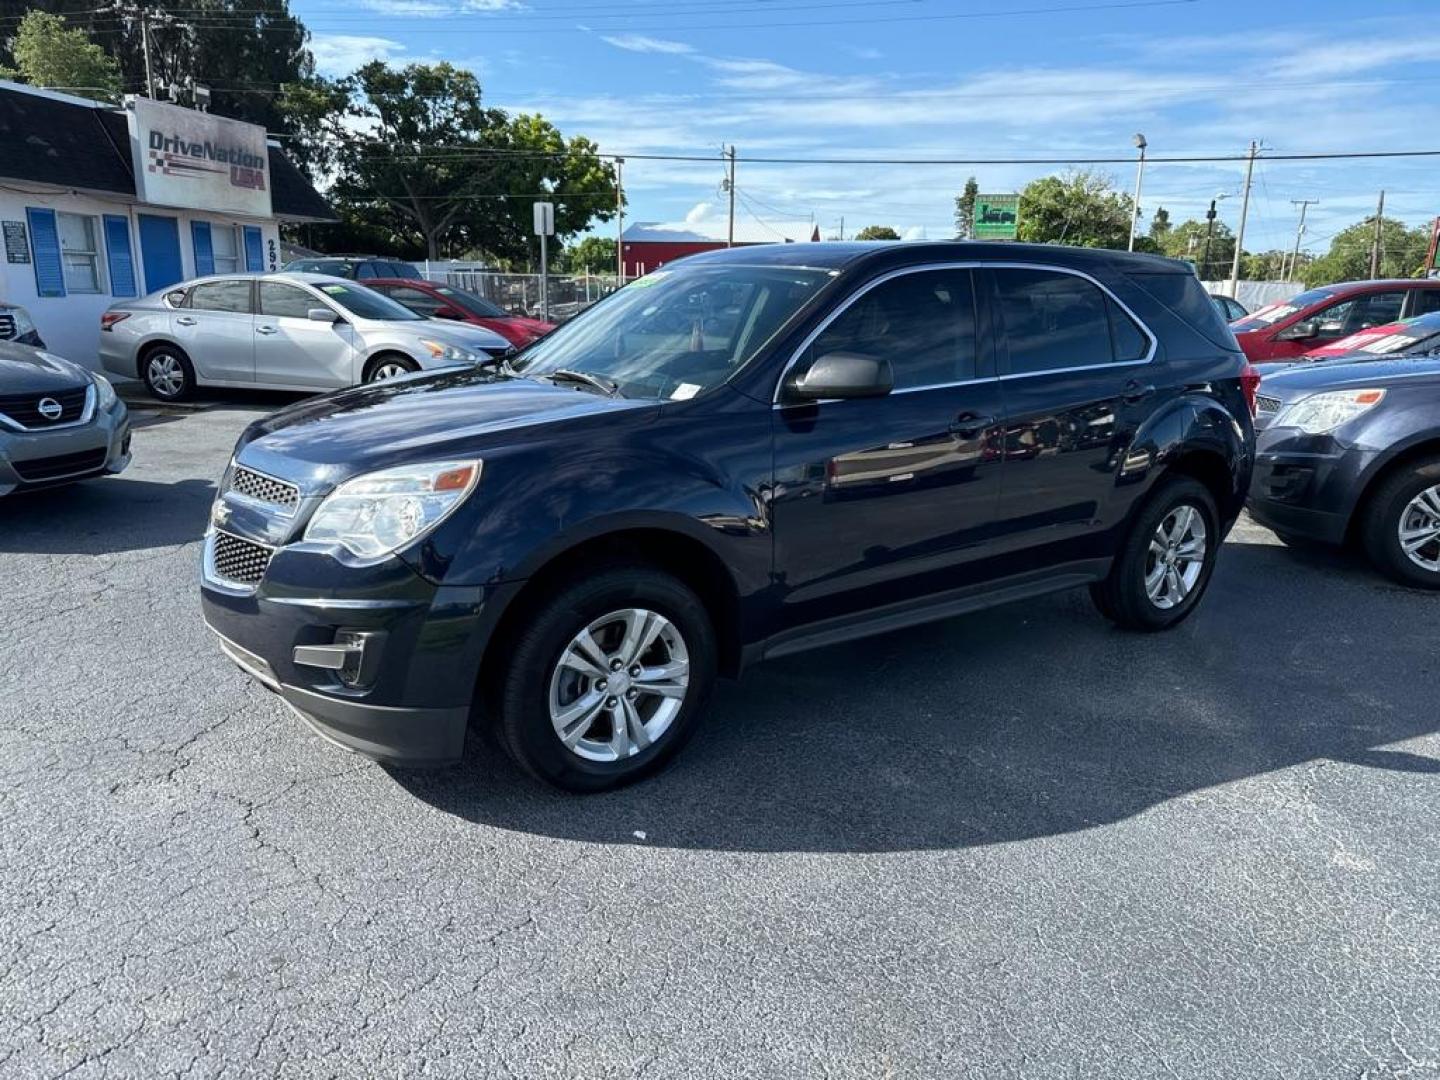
[100,272,513,401]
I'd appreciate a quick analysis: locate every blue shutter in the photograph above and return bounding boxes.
[243,226,264,272]
[26,208,66,298]
[103,215,137,297]
[191,221,214,276]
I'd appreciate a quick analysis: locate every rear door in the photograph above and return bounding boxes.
[984,265,1159,562]
[253,281,356,388]
[174,279,255,382]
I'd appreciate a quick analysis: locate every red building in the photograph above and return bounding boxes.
[621,219,821,278]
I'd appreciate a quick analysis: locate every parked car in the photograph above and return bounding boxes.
[1298,311,1440,363]
[1210,293,1248,322]
[1249,357,1440,588]
[200,242,1256,791]
[0,338,130,496]
[100,273,513,401]
[282,256,424,281]
[367,278,554,347]
[0,302,45,347]
[1230,279,1440,362]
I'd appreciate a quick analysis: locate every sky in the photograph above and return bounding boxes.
[292,0,1440,257]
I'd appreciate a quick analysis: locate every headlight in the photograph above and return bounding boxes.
[418,339,479,364]
[1275,388,1386,434]
[92,372,117,411]
[304,459,481,559]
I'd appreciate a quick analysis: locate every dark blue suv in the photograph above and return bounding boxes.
[201,243,1256,791]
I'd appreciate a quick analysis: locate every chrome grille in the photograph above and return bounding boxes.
[212,530,274,586]
[229,466,300,513]
[1255,394,1282,415]
[0,385,90,427]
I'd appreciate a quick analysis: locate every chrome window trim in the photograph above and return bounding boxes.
[0,383,97,432]
[771,260,1158,407]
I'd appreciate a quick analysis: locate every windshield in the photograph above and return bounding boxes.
[509,264,831,399]
[1334,313,1440,356]
[1232,287,1338,331]
[435,286,506,319]
[315,281,425,321]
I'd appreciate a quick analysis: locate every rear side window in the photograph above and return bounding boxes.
[993,268,1119,375]
[189,280,252,313]
[1129,271,1236,348]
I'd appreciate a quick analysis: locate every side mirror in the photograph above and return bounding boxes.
[787,351,894,401]
[1277,319,1317,342]
[432,308,462,320]
[307,307,338,323]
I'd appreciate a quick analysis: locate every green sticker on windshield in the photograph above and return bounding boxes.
[321,285,347,295]
[627,271,670,289]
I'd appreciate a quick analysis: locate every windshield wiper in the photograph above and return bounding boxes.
[547,369,622,397]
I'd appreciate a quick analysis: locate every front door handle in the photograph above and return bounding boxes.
[256,325,277,335]
[175,316,197,326]
[950,413,996,439]
[1122,380,1155,404]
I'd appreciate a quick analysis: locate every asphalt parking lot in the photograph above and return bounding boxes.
[2,398,1438,1079]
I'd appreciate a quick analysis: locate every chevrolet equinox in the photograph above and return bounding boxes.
[201,243,1257,791]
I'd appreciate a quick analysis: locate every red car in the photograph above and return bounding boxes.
[367,279,554,348]
[1229,278,1440,361]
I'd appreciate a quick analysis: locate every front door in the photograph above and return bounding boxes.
[254,282,356,388]
[770,266,1006,631]
[983,266,1161,562]
[137,214,183,293]
[174,278,255,383]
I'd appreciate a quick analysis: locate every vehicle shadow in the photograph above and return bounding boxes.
[393,538,1438,853]
[0,475,214,555]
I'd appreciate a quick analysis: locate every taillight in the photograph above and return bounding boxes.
[1239,362,1261,417]
[100,311,130,332]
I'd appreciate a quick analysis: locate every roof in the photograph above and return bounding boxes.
[0,82,335,222]
[622,218,820,245]
[677,239,1195,273]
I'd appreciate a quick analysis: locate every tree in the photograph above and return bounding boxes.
[0,11,121,102]
[1300,216,1432,287]
[1016,170,1132,249]
[1148,206,1172,244]
[854,225,901,241]
[954,176,979,240]
[564,235,617,274]
[1159,218,1235,281]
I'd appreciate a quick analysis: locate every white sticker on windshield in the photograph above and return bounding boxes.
[671,382,702,400]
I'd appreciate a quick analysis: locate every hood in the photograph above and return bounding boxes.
[1259,356,1440,400]
[408,319,511,352]
[236,366,655,482]
[0,342,92,393]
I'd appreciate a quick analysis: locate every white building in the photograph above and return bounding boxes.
[0,82,334,369]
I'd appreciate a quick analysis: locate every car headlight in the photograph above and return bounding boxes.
[92,372,117,411]
[418,339,479,364]
[1275,388,1386,434]
[304,459,482,559]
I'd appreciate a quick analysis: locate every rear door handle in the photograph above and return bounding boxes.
[175,316,196,326]
[256,325,277,335]
[950,413,996,439]
[1122,380,1155,404]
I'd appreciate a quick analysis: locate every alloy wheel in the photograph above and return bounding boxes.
[547,608,690,763]
[370,362,411,381]
[1144,503,1208,610]
[1398,484,1440,573]
[146,354,185,397]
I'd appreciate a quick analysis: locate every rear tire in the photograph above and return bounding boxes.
[1090,476,1220,631]
[364,354,418,383]
[495,566,718,792]
[1361,456,1440,590]
[141,344,195,401]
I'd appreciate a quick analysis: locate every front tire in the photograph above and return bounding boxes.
[495,566,718,792]
[1090,476,1220,631]
[142,345,195,401]
[1361,456,1440,590]
[364,354,418,383]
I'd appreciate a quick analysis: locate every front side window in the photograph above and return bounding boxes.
[57,212,102,293]
[259,282,320,319]
[1410,289,1440,317]
[434,286,506,319]
[800,269,978,390]
[993,268,1130,375]
[511,264,830,400]
[189,280,252,313]
[315,282,424,321]
[211,225,241,274]
[380,285,445,316]
[1312,291,1405,339]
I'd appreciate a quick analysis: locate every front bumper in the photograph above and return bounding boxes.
[0,397,131,496]
[1245,429,1373,545]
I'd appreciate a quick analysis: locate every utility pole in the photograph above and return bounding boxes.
[1128,133,1147,252]
[1228,141,1258,299]
[1369,190,1386,279]
[1285,199,1318,282]
[839,216,845,242]
[725,145,736,248]
[615,156,625,282]
[108,3,163,97]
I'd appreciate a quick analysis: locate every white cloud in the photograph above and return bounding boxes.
[600,34,694,55]
[310,34,407,76]
[684,202,713,223]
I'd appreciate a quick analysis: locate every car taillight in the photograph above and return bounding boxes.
[100,311,130,332]
[1239,362,1261,417]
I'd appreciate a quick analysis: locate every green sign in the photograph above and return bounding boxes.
[974,194,1020,240]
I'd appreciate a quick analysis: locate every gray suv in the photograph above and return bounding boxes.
[0,335,130,497]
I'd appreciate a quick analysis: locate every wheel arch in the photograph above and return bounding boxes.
[134,337,190,381]
[1343,435,1440,544]
[1132,394,1249,526]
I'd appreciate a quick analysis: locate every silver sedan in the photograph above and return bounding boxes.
[99,272,513,401]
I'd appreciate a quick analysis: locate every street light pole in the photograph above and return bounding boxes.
[1228,140,1258,298]
[1128,133,1147,252]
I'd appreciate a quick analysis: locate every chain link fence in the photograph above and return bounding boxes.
[423,270,628,323]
